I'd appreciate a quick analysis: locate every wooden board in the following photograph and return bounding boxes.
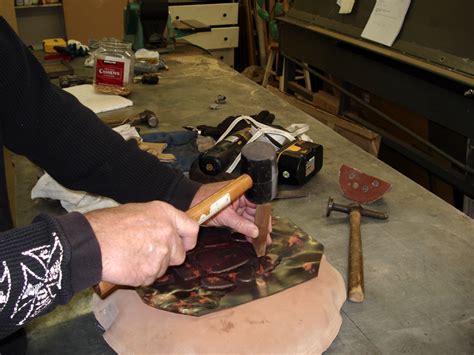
[0,0,18,32]
[62,0,128,43]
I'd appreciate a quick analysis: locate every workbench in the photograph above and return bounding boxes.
[17,45,474,354]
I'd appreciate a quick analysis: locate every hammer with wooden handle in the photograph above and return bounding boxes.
[94,174,253,298]
[326,197,388,302]
[241,141,278,257]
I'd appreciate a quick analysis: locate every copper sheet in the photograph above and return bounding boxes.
[136,217,324,316]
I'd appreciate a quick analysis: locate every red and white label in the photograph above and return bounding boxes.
[95,56,130,87]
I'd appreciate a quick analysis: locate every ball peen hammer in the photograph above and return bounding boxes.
[94,144,277,298]
[326,197,388,302]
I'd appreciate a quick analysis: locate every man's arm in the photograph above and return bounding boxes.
[0,212,100,339]
[0,17,200,211]
[0,17,201,338]
[0,201,200,340]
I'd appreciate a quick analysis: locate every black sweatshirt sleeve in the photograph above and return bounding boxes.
[0,212,100,339]
[0,17,200,209]
[0,17,200,338]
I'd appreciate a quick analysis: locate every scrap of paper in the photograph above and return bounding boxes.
[361,0,411,46]
[337,0,355,14]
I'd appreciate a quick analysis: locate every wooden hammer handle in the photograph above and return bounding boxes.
[93,281,117,298]
[348,208,364,302]
[186,175,253,223]
[94,174,253,299]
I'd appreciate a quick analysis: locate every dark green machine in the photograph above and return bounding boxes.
[124,0,171,50]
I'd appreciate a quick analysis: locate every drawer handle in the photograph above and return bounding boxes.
[224,37,228,41]
[175,15,180,20]
[223,13,227,17]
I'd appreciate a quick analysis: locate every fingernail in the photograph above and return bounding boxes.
[251,226,259,238]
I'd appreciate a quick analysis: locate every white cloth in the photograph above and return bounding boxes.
[64,85,133,114]
[31,174,119,213]
[135,48,160,63]
[31,125,140,213]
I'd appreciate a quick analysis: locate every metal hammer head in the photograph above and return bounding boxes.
[132,110,158,128]
[241,141,278,203]
[326,197,388,219]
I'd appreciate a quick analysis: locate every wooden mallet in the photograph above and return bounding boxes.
[241,141,278,257]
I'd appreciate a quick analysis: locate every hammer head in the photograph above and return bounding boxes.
[241,141,278,203]
[326,196,388,220]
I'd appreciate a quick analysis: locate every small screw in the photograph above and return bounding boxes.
[215,95,227,104]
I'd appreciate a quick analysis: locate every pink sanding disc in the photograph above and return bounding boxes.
[339,164,391,204]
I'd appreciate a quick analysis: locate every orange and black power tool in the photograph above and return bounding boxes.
[276,139,323,185]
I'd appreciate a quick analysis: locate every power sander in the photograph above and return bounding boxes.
[277,139,323,185]
[198,133,323,185]
[199,128,253,176]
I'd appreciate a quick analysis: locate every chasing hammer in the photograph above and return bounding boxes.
[95,146,277,298]
[326,197,388,302]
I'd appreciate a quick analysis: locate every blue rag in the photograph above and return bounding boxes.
[141,130,199,173]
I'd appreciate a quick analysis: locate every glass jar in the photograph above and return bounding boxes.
[93,39,134,96]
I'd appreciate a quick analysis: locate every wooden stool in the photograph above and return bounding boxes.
[262,42,312,92]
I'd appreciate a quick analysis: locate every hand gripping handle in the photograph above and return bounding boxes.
[94,174,253,299]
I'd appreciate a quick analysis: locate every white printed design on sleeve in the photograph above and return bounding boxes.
[10,233,64,325]
[0,261,11,312]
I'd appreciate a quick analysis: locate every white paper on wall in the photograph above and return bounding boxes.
[361,0,411,47]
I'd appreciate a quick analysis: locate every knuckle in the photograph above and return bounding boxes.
[187,235,198,250]
[172,250,186,265]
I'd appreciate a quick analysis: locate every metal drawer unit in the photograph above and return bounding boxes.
[169,2,239,67]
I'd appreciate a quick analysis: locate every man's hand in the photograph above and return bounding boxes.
[85,201,199,287]
[190,181,272,244]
